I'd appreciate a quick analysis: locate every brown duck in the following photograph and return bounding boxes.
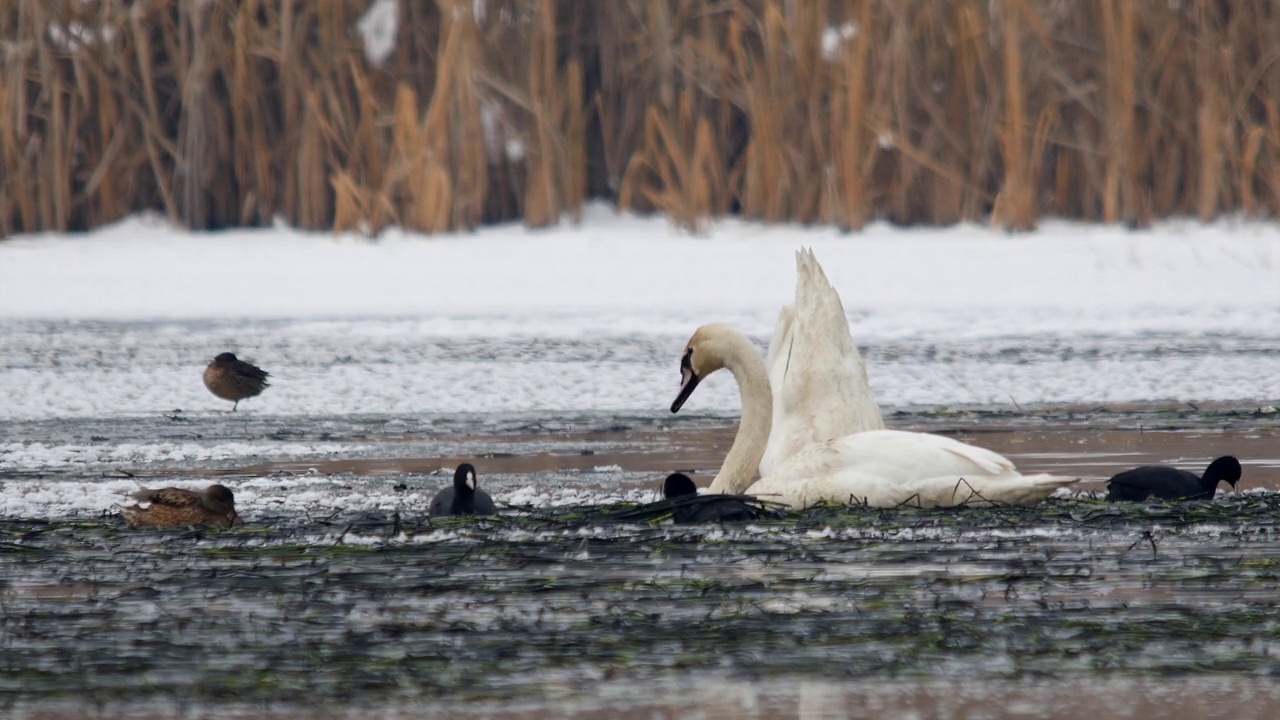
[120,484,242,529]
[203,352,270,410]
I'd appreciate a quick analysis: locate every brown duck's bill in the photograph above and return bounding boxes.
[671,366,701,413]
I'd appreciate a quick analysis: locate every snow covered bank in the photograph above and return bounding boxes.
[3,205,1277,333]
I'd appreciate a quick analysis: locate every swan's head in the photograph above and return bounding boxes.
[671,324,733,413]
[454,463,478,492]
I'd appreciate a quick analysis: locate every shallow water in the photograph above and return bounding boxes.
[3,406,1279,521]
[4,408,1280,718]
[3,319,1280,718]
[4,486,1280,718]
[12,676,1280,719]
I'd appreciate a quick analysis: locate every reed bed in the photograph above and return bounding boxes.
[2,0,1279,236]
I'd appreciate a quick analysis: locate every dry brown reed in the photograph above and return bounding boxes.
[3,0,1279,237]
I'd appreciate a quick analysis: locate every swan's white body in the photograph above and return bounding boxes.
[759,249,884,476]
[749,430,1075,508]
[675,317,1077,509]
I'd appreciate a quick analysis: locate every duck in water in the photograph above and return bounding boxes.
[1106,456,1242,501]
[663,472,777,524]
[203,352,270,411]
[429,463,498,516]
[120,484,242,529]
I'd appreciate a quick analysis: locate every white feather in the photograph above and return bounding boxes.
[749,430,1076,509]
[686,315,1078,507]
[759,248,884,476]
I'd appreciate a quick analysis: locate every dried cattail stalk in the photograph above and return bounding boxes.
[3,0,1280,238]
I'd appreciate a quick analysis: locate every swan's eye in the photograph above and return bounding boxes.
[680,349,693,373]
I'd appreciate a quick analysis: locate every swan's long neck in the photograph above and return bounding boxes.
[708,332,773,495]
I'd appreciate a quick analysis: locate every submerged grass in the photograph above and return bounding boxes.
[3,494,1280,707]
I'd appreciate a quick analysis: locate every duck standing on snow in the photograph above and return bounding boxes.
[203,352,270,411]
[120,484,242,529]
[1105,456,1242,501]
[429,463,498,516]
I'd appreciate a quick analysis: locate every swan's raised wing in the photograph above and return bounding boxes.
[765,303,796,395]
[759,248,884,475]
[762,302,796,474]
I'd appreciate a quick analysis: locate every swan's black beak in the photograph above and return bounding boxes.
[671,349,700,413]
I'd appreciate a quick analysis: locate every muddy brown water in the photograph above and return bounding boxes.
[216,415,1280,496]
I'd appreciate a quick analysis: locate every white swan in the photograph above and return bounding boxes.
[759,248,884,476]
[670,323,1078,509]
